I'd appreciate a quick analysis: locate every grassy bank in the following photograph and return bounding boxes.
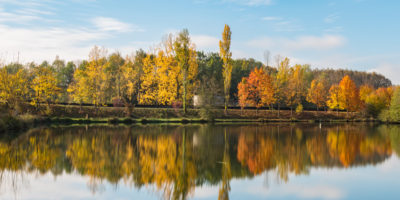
[0,103,389,133]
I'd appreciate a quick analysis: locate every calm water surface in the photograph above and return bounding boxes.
[0,124,400,200]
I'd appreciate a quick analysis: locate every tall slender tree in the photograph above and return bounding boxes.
[174,29,197,113]
[219,24,232,113]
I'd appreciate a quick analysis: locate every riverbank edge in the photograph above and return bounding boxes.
[2,115,400,134]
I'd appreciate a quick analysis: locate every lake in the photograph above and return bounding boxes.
[0,123,399,200]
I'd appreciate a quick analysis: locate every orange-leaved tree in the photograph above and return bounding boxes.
[246,68,275,115]
[338,75,360,116]
[237,78,250,115]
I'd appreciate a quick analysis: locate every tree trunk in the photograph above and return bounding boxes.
[290,107,293,118]
[183,78,187,114]
[278,104,280,118]
[224,95,228,115]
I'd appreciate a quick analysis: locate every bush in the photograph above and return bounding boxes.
[1,115,23,131]
[199,106,216,121]
[379,87,400,122]
[296,104,303,114]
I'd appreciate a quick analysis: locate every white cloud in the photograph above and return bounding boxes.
[191,35,219,49]
[368,63,400,85]
[247,35,346,51]
[247,184,344,199]
[261,16,282,21]
[223,0,272,6]
[91,17,143,33]
[0,24,107,63]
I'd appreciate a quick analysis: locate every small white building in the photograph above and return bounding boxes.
[193,95,224,107]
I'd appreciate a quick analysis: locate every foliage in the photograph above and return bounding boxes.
[379,87,400,122]
[237,68,275,110]
[174,29,198,113]
[0,68,29,112]
[219,24,233,111]
[31,65,60,107]
[338,75,360,113]
[327,84,342,112]
[306,79,327,111]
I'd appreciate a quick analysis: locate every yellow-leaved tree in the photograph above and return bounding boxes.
[68,46,107,112]
[327,84,342,115]
[306,79,327,112]
[120,53,144,115]
[0,67,29,113]
[140,54,158,105]
[219,24,232,113]
[31,66,60,109]
[359,84,374,110]
[156,35,180,105]
[285,64,308,117]
[273,57,290,118]
[174,29,198,113]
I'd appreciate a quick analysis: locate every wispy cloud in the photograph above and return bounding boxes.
[223,0,272,6]
[91,17,143,33]
[191,35,219,49]
[247,35,346,51]
[261,16,303,32]
[261,16,282,21]
[324,13,340,23]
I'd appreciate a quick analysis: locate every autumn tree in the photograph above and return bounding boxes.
[0,67,29,113]
[240,68,275,115]
[219,24,232,113]
[105,52,125,103]
[157,35,180,105]
[237,78,250,115]
[273,57,290,118]
[364,87,393,117]
[285,64,309,117]
[327,84,342,115]
[306,79,327,112]
[338,75,360,116]
[139,54,158,105]
[120,52,145,115]
[359,84,374,112]
[31,65,60,108]
[174,29,198,113]
[68,46,107,111]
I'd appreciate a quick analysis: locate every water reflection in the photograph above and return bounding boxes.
[0,124,399,199]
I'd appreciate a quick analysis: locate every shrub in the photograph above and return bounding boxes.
[296,104,303,114]
[199,106,216,121]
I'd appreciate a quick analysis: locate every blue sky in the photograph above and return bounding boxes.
[0,0,399,84]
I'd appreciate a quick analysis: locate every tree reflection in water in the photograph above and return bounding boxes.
[0,124,399,199]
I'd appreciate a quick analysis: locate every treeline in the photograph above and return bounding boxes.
[237,62,399,119]
[0,25,396,119]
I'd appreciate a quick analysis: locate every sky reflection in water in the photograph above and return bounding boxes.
[0,124,399,200]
